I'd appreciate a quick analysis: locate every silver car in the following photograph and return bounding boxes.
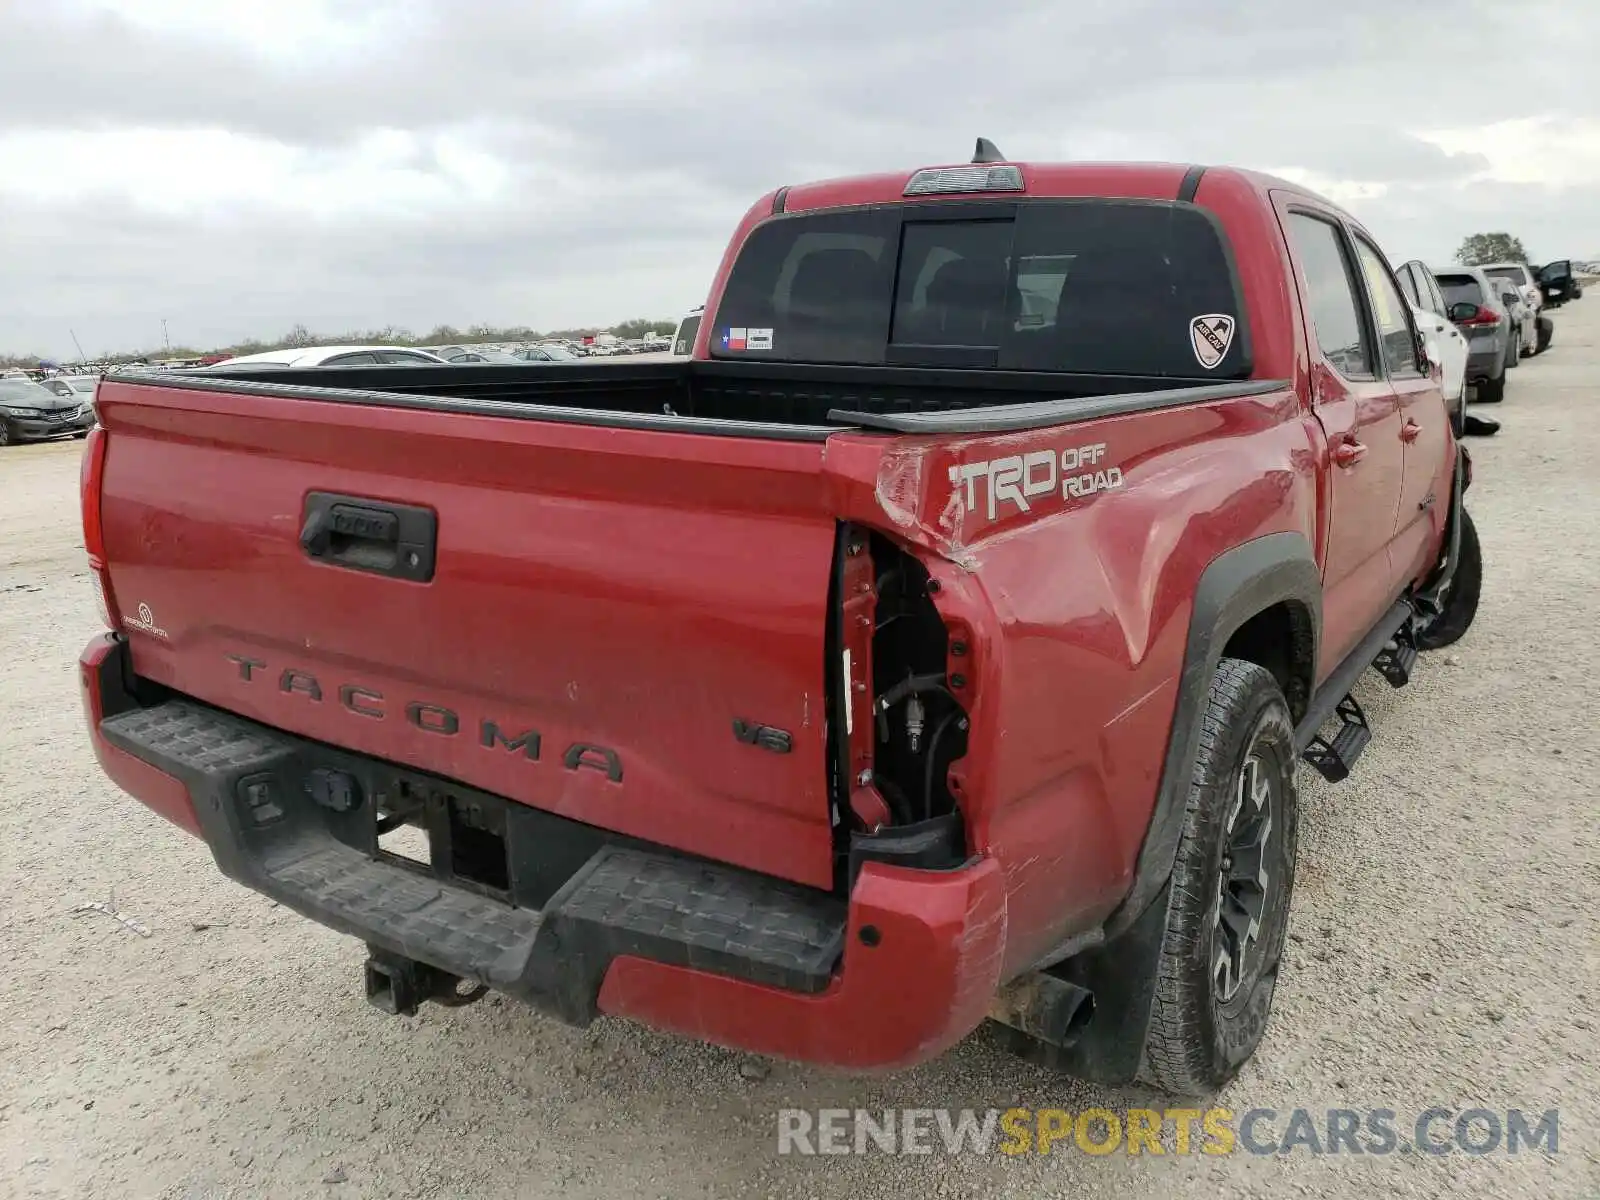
[1431,265,1517,403]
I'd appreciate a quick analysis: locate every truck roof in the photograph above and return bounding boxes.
[774,160,1352,222]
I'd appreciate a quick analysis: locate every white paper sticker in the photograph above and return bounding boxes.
[842,649,854,735]
[747,327,774,351]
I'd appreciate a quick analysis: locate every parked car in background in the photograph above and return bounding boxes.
[1395,261,1468,433]
[1433,265,1514,402]
[1533,260,1581,308]
[0,376,96,445]
[1480,262,1542,320]
[1491,279,1537,360]
[425,345,526,363]
[515,344,579,362]
[208,345,449,369]
[41,375,102,405]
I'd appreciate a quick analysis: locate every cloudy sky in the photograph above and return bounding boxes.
[2,0,1597,359]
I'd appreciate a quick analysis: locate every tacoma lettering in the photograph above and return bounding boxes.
[226,654,618,780]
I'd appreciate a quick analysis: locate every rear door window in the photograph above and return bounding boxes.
[710,200,1250,377]
[1284,213,1374,379]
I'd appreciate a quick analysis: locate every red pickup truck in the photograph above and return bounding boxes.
[79,144,1480,1093]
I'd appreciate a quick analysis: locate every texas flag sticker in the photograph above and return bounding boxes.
[722,327,747,351]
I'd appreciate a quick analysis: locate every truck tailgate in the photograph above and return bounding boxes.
[95,380,843,889]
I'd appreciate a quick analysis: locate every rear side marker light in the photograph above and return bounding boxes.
[904,165,1025,196]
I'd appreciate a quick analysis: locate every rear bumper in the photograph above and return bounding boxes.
[1464,347,1503,381]
[79,633,1006,1070]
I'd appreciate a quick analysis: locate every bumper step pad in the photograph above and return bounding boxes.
[100,699,846,1023]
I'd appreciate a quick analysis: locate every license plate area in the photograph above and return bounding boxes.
[374,777,511,900]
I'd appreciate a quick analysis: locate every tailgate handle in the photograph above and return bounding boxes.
[300,492,437,582]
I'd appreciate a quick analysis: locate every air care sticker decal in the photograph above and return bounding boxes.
[722,327,747,350]
[1189,313,1235,369]
[747,327,774,351]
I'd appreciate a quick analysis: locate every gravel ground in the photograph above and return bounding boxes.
[2,308,1597,1200]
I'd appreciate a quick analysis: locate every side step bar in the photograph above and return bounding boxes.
[1294,601,1413,783]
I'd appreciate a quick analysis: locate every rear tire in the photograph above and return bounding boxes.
[1536,317,1553,355]
[1477,372,1505,403]
[1139,659,1298,1095]
[1505,331,1520,368]
[1416,508,1482,651]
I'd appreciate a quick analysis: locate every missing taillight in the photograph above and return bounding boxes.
[827,527,970,886]
[865,534,968,826]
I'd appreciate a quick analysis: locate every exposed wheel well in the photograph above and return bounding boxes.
[1222,602,1315,724]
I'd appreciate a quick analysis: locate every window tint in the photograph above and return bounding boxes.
[321,352,379,366]
[1353,236,1419,376]
[1483,266,1525,285]
[892,220,1014,347]
[714,209,896,363]
[712,200,1249,376]
[378,350,439,364]
[1285,213,1373,378]
[1435,274,1484,307]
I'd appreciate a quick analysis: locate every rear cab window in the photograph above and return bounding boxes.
[709,199,1252,378]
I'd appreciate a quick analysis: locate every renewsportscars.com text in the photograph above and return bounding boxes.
[775,1107,1560,1158]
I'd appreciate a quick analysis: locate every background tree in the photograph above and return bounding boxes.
[1455,232,1530,266]
[611,317,678,339]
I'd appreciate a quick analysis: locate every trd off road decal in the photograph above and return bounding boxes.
[951,443,1125,522]
[1189,313,1236,369]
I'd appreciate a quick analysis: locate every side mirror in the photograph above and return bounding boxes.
[1448,302,1480,322]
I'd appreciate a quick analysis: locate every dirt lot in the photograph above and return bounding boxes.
[2,311,1597,1200]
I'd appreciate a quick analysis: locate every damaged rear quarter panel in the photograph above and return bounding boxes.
[827,387,1317,974]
